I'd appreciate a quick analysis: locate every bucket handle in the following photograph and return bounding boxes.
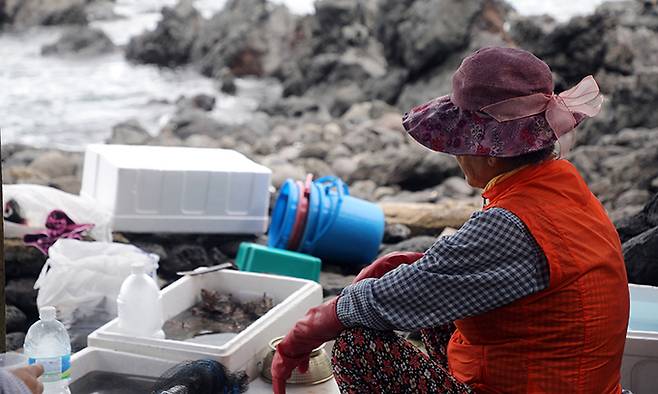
[306,176,348,247]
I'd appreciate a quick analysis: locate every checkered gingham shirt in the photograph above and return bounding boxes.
[336,207,550,330]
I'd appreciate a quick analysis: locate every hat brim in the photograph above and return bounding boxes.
[402,95,585,157]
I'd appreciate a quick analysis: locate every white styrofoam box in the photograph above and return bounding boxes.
[622,284,658,394]
[80,145,271,233]
[71,348,340,393]
[88,270,323,380]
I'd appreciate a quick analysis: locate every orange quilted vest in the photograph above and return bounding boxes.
[447,159,629,393]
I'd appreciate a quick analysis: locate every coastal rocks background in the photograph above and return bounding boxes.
[2,0,658,348]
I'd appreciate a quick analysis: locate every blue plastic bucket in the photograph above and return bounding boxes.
[268,179,300,249]
[298,176,385,266]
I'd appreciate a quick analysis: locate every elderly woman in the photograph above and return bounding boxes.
[271,47,630,393]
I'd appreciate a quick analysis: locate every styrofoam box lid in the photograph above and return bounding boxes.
[86,145,271,174]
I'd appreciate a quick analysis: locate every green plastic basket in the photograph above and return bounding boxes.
[235,243,322,282]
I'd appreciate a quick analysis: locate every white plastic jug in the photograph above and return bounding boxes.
[116,262,165,338]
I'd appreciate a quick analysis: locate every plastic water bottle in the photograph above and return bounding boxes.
[117,262,165,338]
[23,306,71,394]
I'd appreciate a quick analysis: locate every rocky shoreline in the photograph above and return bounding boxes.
[2,0,658,351]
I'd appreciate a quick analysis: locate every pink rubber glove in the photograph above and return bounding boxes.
[353,251,425,283]
[271,297,344,394]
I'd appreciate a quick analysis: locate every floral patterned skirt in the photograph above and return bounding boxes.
[331,324,473,394]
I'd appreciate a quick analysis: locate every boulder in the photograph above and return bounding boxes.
[375,0,486,74]
[191,0,300,78]
[379,198,479,235]
[6,305,28,333]
[108,119,151,145]
[41,26,115,56]
[126,0,202,67]
[623,225,658,286]
[320,270,356,297]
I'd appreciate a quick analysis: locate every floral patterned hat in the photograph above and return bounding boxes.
[402,47,603,157]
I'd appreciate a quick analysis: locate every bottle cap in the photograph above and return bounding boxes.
[39,306,56,321]
[131,262,146,275]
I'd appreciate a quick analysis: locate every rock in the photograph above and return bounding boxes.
[108,119,151,145]
[191,0,300,78]
[623,226,658,286]
[380,235,437,256]
[615,193,658,242]
[8,0,88,27]
[331,157,358,180]
[50,175,82,194]
[320,270,356,297]
[176,94,216,112]
[126,0,202,67]
[379,199,480,235]
[299,143,329,160]
[184,134,222,148]
[161,244,212,277]
[376,0,487,75]
[435,176,477,198]
[28,151,79,179]
[259,96,321,118]
[379,188,439,203]
[4,238,47,279]
[615,189,650,209]
[383,223,412,244]
[5,166,49,186]
[6,332,26,352]
[165,108,227,140]
[348,180,378,201]
[6,305,28,332]
[41,26,115,56]
[5,278,39,321]
[268,162,306,189]
[297,158,334,178]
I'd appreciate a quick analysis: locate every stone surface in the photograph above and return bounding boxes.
[41,26,115,56]
[379,199,479,235]
[623,225,658,286]
[320,270,356,298]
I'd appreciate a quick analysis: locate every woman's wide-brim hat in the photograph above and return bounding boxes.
[402,47,603,157]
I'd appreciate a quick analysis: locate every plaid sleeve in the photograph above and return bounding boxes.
[336,207,549,331]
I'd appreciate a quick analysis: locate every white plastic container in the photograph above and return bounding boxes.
[622,284,658,394]
[116,262,164,338]
[88,270,323,379]
[69,348,340,393]
[80,145,271,234]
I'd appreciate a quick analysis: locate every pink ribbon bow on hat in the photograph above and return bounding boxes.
[480,75,604,154]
